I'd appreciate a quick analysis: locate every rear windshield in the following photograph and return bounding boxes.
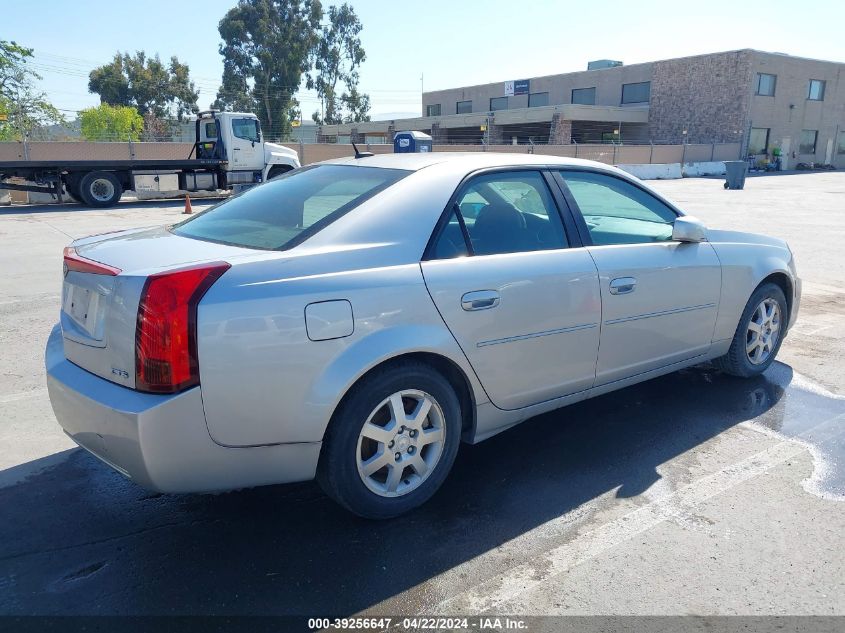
[172,164,409,250]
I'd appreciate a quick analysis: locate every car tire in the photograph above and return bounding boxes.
[317,361,462,519]
[79,171,123,208]
[713,282,788,377]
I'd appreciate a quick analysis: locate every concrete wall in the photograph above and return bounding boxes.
[1,141,741,170]
[748,51,845,168]
[423,62,653,115]
[282,142,739,169]
[617,163,683,179]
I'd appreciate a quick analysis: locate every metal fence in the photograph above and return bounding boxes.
[0,140,742,167]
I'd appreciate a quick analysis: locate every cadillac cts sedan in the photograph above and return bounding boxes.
[46,153,800,518]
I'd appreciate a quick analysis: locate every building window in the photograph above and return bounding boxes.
[621,82,650,104]
[748,128,770,154]
[528,92,549,107]
[807,79,826,101]
[571,87,596,105]
[456,100,472,114]
[489,96,508,111]
[755,73,777,96]
[425,104,441,117]
[799,129,818,154]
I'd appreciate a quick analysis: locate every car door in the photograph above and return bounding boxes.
[555,169,721,386]
[420,169,601,411]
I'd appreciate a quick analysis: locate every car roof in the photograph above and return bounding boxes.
[321,151,620,173]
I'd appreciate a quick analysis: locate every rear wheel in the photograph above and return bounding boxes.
[317,362,461,519]
[714,282,787,377]
[63,175,82,203]
[79,171,123,208]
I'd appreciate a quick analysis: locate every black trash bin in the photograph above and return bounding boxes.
[393,131,433,153]
[724,161,748,190]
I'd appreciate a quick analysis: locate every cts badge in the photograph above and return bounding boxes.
[111,367,130,380]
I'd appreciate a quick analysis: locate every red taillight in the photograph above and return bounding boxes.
[135,262,230,393]
[63,247,122,276]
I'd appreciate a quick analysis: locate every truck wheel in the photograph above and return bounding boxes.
[64,174,82,202]
[267,165,293,180]
[79,171,123,208]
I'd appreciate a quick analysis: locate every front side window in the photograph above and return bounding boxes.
[621,82,650,104]
[173,165,408,250]
[571,87,596,105]
[838,131,845,155]
[528,92,549,107]
[808,79,826,101]
[232,118,260,142]
[799,129,818,154]
[756,73,777,96]
[748,127,770,155]
[489,96,508,111]
[560,170,676,245]
[431,171,567,258]
[456,100,472,114]
[425,104,441,117]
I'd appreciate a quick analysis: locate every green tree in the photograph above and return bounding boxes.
[0,40,64,141]
[79,103,144,141]
[88,51,199,120]
[213,0,322,139]
[308,3,369,125]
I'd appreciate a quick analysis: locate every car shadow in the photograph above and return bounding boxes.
[0,363,796,615]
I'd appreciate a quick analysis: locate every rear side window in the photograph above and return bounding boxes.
[431,170,568,258]
[173,165,409,250]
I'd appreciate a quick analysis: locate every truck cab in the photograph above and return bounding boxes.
[195,111,299,183]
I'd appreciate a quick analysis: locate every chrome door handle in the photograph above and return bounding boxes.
[609,277,637,295]
[461,290,500,311]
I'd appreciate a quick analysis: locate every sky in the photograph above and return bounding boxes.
[3,0,844,121]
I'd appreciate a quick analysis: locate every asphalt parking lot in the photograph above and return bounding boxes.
[1,172,843,619]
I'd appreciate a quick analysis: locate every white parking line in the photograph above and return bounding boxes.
[433,435,822,614]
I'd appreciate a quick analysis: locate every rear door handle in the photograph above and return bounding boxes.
[609,277,637,295]
[461,290,500,311]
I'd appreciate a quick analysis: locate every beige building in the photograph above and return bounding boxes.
[319,49,845,168]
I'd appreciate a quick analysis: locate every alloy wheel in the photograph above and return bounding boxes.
[746,298,781,365]
[355,389,446,498]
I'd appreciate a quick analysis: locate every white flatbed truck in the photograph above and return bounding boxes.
[0,111,300,207]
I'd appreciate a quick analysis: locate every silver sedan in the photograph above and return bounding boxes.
[46,153,800,518]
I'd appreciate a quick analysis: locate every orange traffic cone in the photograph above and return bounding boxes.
[183,194,193,215]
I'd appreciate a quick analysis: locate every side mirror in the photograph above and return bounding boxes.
[672,216,707,243]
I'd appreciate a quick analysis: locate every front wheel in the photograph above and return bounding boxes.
[317,362,462,519]
[714,282,788,377]
[266,165,293,180]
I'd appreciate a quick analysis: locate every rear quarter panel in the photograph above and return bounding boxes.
[197,258,485,447]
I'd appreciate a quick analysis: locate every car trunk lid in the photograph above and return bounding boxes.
[61,226,252,389]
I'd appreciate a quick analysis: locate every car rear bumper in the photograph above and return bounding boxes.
[45,324,320,493]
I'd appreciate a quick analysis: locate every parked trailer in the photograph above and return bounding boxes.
[0,111,300,208]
